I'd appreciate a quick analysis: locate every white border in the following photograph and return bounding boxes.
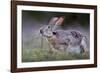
[17,5,94,68]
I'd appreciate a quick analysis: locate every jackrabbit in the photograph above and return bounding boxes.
[40,16,88,53]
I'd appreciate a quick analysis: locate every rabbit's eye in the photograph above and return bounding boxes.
[48,26,50,28]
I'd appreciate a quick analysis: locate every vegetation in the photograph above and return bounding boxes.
[22,48,89,62]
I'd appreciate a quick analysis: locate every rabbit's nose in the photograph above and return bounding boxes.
[40,29,43,34]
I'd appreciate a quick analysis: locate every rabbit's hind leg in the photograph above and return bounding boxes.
[80,45,85,54]
[80,36,88,54]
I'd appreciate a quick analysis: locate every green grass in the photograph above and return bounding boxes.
[22,48,90,62]
[22,36,89,62]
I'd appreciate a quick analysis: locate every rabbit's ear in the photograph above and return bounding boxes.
[55,16,64,26]
[48,17,58,25]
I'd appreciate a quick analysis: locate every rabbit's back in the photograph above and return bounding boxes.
[55,30,83,46]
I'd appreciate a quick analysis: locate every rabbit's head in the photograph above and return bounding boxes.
[40,16,64,38]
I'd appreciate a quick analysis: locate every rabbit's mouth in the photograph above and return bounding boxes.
[42,34,53,38]
[40,29,53,38]
[40,29,43,35]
